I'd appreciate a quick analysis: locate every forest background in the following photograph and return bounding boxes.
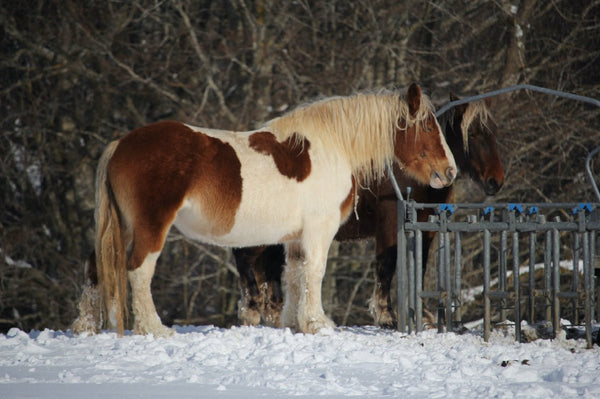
[1,0,599,333]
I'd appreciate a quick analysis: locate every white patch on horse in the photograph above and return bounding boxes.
[431,116,457,188]
[128,251,173,337]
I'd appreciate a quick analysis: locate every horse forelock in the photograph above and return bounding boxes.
[460,100,494,153]
[263,89,435,185]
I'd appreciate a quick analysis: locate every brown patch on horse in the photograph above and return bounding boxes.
[248,131,311,181]
[339,176,357,222]
[108,121,242,269]
[279,230,302,243]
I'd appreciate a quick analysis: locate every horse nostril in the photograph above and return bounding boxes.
[446,166,456,182]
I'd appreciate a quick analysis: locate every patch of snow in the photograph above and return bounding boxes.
[0,325,598,398]
[4,255,32,269]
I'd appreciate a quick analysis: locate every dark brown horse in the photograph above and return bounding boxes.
[234,94,504,328]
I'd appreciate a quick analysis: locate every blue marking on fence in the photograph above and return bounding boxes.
[579,203,592,213]
[573,203,592,214]
[509,203,523,214]
[528,206,539,215]
[440,204,455,214]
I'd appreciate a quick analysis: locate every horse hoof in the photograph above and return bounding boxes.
[238,300,261,326]
[280,307,299,330]
[301,316,336,334]
[71,316,100,336]
[370,306,397,330]
[280,317,298,331]
[153,326,175,338]
[378,319,398,330]
[152,326,175,338]
[262,304,283,328]
[134,323,174,338]
[72,291,102,335]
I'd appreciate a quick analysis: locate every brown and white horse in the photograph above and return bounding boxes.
[234,94,504,328]
[72,83,456,336]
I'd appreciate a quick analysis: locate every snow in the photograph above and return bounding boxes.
[1,324,599,398]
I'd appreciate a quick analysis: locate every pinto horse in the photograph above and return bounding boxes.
[71,83,457,336]
[235,94,504,328]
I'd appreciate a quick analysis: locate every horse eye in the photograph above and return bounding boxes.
[420,151,426,158]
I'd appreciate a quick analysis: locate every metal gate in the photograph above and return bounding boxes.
[393,85,600,348]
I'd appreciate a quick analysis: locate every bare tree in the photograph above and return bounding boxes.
[1,0,599,332]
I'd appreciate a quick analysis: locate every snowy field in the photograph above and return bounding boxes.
[1,323,599,398]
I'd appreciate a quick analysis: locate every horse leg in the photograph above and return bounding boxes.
[294,220,338,334]
[369,199,398,328]
[127,250,173,337]
[281,242,302,331]
[232,247,263,326]
[421,232,434,280]
[260,245,285,327]
[370,246,397,329]
[72,252,102,334]
[123,222,175,337]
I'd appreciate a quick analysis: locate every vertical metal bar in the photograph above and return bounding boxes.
[454,231,462,325]
[415,229,423,332]
[552,217,561,339]
[591,230,597,328]
[588,230,597,344]
[529,231,536,324]
[500,229,508,322]
[583,231,592,348]
[397,200,407,333]
[444,229,452,332]
[407,230,415,334]
[573,231,580,324]
[437,224,445,333]
[513,231,521,342]
[543,216,552,322]
[484,229,491,342]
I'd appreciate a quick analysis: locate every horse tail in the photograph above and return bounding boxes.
[94,140,128,336]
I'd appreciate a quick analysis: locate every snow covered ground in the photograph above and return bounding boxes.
[1,323,599,398]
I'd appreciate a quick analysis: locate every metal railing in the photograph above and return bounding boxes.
[396,201,600,348]
[394,86,600,348]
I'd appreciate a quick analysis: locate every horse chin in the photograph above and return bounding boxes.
[484,186,500,196]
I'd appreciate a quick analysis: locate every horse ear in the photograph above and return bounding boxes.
[449,91,467,115]
[407,83,422,117]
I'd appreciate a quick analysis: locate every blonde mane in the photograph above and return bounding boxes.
[262,89,435,184]
[460,100,493,153]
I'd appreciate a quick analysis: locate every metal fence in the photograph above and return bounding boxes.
[396,200,600,348]
[392,85,600,348]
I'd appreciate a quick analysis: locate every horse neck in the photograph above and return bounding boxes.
[444,116,470,173]
[266,93,404,185]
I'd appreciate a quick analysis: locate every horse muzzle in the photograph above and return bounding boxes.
[429,166,457,189]
[483,177,503,195]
